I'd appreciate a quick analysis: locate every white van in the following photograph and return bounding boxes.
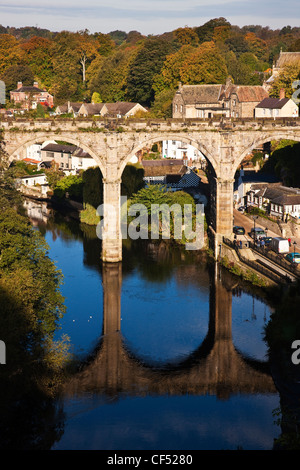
[269,237,290,254]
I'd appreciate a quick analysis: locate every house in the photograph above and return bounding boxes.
[265,50,300,89]
[15,173,50,197]
[77,101,147,118]
[254,90,299,118]
[10,81,54,110]
[26,140,57,161]
[173,83,225,119]
[142,159,187,185]
[40,143,96,173]
[219,81,269,118]
[77,103,106,117]
[103,102,147,118]
[55,101,82,116]
[246,183,300,219]
[234,169,280,206]
[41,143,76,171]
[162,140,206,165]
[71,147,97,172]
[172,79,269,119]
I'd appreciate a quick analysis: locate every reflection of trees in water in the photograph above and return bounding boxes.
[0,269,66,450]
[265,280,300,449]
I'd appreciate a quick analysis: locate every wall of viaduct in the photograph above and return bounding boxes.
[2,117,300,261]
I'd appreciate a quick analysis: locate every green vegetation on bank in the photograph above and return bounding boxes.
[0,131,71,397]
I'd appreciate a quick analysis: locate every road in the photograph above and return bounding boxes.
[232,208,299,282]
[233,209,300,252]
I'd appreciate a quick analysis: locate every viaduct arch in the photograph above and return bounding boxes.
[2,117,300,261]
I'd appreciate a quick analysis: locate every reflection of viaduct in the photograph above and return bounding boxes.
[3,118,300,261]
[64,262,276,399]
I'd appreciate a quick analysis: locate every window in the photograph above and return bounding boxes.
[180,105,183,113]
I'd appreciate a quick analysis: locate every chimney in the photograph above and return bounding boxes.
[17,82,22,89]
[33,81,38,88]
[280,88,285,100]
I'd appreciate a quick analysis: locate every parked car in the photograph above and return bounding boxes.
[233,225,245,235]
[285,252,300,264]
[269,237,290,254]
[238,206,245,212]
[249,227,266,239]
[264,236,273,246]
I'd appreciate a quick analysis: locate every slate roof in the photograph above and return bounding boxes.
[142,159,186,177]
[11,85,45,93]
[256,97,290,109]
[275,51,300,68]
[79,103,105,114]
[42,143,77,153]
[104,102,139,115]
[177,83,268,105]
[220,85,268,102]
[250,183,300,206]
[177,85,223,104]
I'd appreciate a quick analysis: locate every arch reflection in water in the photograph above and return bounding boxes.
[64,262,276,400]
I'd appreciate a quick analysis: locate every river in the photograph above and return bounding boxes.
[24,199,281,450]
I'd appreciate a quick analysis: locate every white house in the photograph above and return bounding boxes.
[255,92,299,119]
[71,148,97,172]
[162,140,206,165]
[26,140,57,161]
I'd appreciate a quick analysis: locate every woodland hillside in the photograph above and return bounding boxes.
[1,18,300,117]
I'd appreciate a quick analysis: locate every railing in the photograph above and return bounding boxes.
[222,237,293,284]
[248,240,300,278]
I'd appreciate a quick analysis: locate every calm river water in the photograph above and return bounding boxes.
[25,200,282,450]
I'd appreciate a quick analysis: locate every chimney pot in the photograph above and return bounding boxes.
[17,82,22,89]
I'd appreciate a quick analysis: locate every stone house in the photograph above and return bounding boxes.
[254,91,299,118]
[10,81,54,110]
[172,80,268,119]
[265,50,300,89]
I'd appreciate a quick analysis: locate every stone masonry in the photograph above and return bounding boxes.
[2,117,300,261]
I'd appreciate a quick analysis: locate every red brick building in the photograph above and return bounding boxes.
[10,81,54,110]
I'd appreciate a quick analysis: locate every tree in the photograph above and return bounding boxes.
[194,18,231,44]
[90,46,139,102]
[270,64,300,98]
[179,42,228,84]
[75,30,99,83]
[225,33,250,57]
[21,36,54,88]
[174,27,199,46]
[244,32,268,61]
[0,34,23,76]
[91,92,102,103]
[152,45,195,94]
[150,88,175,118]
[50,31,84,102]
[126,38,177,106]
[1,64,34,99]
[121,164,144,197]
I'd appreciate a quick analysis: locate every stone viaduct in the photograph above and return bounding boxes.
[2,117,300,261]
[63,262,276,399]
